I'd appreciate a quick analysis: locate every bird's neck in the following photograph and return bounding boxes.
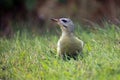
[61,31,74,37]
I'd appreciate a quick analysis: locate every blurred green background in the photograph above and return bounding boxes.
[0,0,120,37]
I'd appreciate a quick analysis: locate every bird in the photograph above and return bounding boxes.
[51,18,84,59]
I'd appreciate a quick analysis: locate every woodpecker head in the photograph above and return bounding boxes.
[51,18,75,33]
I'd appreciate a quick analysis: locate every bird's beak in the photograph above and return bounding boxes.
[51,18,59,22]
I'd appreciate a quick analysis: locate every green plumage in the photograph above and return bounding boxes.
[57,33,83,58]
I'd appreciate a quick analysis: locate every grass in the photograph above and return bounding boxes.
[0,23,120,80]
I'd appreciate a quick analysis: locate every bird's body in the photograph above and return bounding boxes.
[51,18,84,59]
[57,32,83,57]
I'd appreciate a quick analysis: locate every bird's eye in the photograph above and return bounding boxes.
[62,20,67,23]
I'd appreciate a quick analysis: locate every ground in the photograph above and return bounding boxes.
[0,23,120,80]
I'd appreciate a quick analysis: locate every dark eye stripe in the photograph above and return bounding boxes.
[62,20,67,23]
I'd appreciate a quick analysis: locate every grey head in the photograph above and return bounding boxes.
[51,18,75,33]
[59,18,75,33]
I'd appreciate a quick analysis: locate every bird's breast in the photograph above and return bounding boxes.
[58,36,83,55]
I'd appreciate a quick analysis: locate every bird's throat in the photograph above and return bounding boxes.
[61,31,74,37]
